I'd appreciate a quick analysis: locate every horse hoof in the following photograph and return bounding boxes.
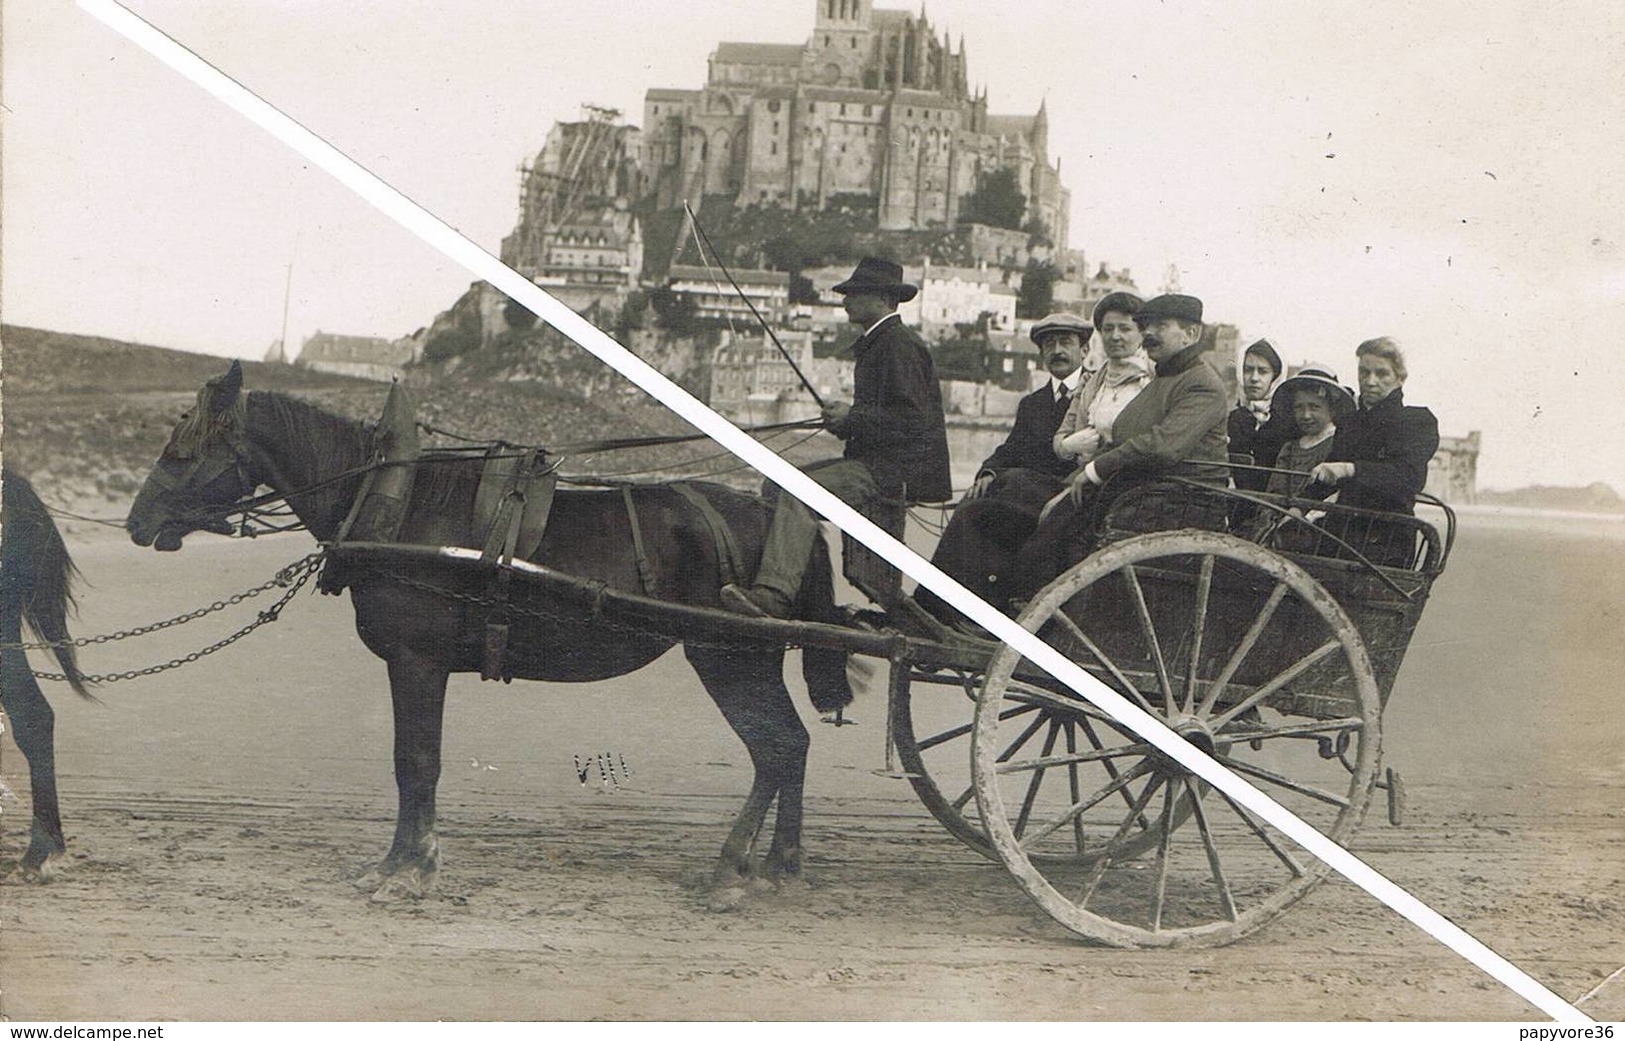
[765,856,804,884]
[370,867,433,903]
[18,859,55,884]
[707,883,751,913]
[370,877,419,903]
[769,870,809,892]
[17,846,64,884]
[352,866,388,892]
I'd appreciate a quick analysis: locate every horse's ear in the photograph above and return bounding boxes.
[207,360,243,415]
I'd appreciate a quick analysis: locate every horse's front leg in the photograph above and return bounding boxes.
[357,651,449,903]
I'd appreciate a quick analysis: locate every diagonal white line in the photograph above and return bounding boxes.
[77,0,1586,1022]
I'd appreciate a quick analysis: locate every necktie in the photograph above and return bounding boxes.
[1056,385,1070,408]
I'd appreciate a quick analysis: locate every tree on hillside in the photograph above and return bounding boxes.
[763,222,861,272]
[959,167,1026,231]
[503,297,538,331]
[616,290,650,339]
[1023,216,1052,249]
[1016,258,1057,319]
[788,274,819,305]
[648,285,699,336]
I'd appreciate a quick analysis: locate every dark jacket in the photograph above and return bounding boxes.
[1228,404,1295,491]
[1322,389,1439,514]
[1091,343,1230,487]
[834,314,952,502]
[978,380,1075,479]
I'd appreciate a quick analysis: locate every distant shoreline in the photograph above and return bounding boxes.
[1445,503,1625,523]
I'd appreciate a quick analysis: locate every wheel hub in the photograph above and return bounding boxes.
[1150,715,1216,777]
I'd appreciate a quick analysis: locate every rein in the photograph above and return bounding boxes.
[212,413,826,538]
[415,416,822,455]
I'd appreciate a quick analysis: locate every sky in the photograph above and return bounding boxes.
[4,0,1624,492]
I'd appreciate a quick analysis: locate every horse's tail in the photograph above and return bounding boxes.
[2,469,92,698]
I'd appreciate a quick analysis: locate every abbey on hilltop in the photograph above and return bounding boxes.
[639,0,1069,245]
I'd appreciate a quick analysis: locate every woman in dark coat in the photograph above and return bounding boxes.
[1228,338,1294,491]
[1306,337,1440,565]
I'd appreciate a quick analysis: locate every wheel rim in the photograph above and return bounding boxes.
[973,530,1382,948]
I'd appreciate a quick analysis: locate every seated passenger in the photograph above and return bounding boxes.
[1228,339,1295,491]
[1304,337,1440,566]
[1265,366,1354,497]
[1051,292,1154,473]
[1007,293,1230,608]
[915,311,1094,627]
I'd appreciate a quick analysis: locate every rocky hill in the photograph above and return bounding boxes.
[1476,482,1625,514]
[2,325,791,522]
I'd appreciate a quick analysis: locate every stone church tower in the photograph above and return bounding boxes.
[640,1,1068,246]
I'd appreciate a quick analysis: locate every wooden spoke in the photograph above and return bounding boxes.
[1186,778,1238,921]
[1214,754,1351,808]
[1215,788,1306,878]
[995,741,1154,775]
[1003,678,1128,727]
[1150,783,1177,931]
[995,708,1051,765]
[1196,581,1288,717]
[1079,715,1154,831]
[1183,555,1215,714]
[1077,773,1165,908]
[1123,565,1175,714]
[1048,612,1159,716]
[1063,721,1086,856]
[1013,720,1064,839]
[1210,639,1343,730]
[1019,760,1152,853]
[917,701,1040,753]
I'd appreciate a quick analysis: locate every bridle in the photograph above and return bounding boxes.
[144,395,260,534]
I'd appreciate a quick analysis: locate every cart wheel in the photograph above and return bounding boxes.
[893,667,1185,864]
[973,530,1382,948]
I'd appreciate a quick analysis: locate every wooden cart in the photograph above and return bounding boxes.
[332,478,1452,948]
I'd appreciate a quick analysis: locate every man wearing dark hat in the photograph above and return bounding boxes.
[914,311,1090,628]
[1008,293,1230,605]
[1228,338,1295,492]
[722,257,951,619]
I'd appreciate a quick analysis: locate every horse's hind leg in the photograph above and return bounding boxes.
[687,646,810,900]
[1,649,66,882]
[357,652,449,903]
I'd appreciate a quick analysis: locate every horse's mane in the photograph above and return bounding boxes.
[245,390,478,516]
[247,391,373,477]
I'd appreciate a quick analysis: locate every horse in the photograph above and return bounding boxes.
[1,466,93,881]
[125,361,854,906]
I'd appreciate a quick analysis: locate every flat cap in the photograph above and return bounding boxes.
[1029,312,1093,346]
[1136,294,1203,324]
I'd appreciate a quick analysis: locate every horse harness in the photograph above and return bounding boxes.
[474,474,747,682]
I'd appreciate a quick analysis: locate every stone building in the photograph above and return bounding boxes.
[899,260,1017,334]
[296,331,415,382]
[500,107,644,313]
[1428,432,1480,504]
[641,1,1070,243]
[667,265,791,324]
[709,328,822,425]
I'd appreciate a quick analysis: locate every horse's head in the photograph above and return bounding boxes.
[127,361,258,551]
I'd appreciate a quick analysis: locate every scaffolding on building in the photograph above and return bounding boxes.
[507,104,626,274]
